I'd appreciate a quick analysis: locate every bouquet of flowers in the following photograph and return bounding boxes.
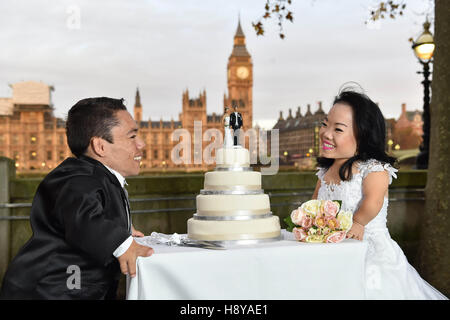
[284,200,353,243]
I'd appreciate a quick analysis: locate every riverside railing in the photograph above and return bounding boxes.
[0,188,426,220]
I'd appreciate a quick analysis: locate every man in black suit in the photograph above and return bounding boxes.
[229,105,243,146]
[0,97,153,299]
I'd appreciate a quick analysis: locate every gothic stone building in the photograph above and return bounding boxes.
[273,102,422,166]
[0,81,69,172]
[392,103,423,150]
[273,102,325,164]
[0,21,253,173]
[133,20,253,171]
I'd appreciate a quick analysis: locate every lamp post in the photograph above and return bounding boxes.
[388,139,393,154]
[411,20,435,169]
[283,151,288,164]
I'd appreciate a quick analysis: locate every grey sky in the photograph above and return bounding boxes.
[0,0,434,129]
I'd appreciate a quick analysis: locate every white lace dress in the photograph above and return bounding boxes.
[223,115,233,148]
[316,159,447,300]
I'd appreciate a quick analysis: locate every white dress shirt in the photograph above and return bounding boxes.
[103,165,133,258]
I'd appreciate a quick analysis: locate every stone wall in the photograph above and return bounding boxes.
[0,157,427,297]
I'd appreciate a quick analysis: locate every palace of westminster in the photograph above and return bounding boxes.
[0,21,423,173]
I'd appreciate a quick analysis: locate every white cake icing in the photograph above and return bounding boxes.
[196,194,270,216]
[204,171,261,189]
[188,216,281,241]
[187,146,281,243]
[215,146,250,168]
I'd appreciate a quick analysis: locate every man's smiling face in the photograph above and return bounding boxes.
[103,110,145,177]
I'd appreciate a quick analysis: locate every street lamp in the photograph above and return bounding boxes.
[411,19,435,169]
[387,139,394,153]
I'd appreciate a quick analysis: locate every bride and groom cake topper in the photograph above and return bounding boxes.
[223,105,243,147]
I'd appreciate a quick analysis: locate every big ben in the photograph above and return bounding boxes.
[0,20,255,173]
[224,19,253,132]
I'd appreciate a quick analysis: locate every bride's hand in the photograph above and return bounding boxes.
[346,222,364,241]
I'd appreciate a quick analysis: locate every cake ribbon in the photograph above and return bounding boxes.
[196,208,270,216]
[203,184,260,191]
[188,231,281,241]
[193,212,273,221]
[215,167,253,171]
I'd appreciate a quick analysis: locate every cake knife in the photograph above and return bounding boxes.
[179,240,226,250]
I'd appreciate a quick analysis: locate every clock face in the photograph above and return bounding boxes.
[236,66,249,79]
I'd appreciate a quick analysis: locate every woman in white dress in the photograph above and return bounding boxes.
[222,107,234,148]
[312,88,447,300]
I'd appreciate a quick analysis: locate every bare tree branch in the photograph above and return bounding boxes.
[253,0,294,39]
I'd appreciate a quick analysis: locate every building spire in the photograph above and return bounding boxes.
[235,14,245,38]
[134,87,142,122]
[315,101,325,114]
[296,106,302,118]
[135,87,142,108]
[288,108,293,119]
[231,17,250,57]
[306,104,312,116]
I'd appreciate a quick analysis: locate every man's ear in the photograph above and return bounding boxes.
[90,137,108,157]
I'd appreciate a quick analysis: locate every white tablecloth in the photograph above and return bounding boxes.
[127,230,368,300]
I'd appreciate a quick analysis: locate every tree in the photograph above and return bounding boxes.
[252,0,294,39]
[255,0,449,296]
[417,0,450,297]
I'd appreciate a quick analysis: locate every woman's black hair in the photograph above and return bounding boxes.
[316,85,397,181]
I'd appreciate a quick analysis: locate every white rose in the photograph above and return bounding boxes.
[337,211,353,231]
[301,200,321,217]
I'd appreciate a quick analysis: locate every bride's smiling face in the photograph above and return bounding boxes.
[319,103,358,160]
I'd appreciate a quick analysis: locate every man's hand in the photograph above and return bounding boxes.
[117,240,154,278]
[131,225,144,237]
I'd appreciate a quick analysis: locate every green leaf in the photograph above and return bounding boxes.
[284,216,296,232]
[333,200,342,212]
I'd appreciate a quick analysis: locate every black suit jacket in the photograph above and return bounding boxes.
[0,156,131,300]
[230,112,243,130]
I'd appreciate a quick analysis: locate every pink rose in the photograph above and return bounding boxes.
[322,227,331,236]
[326,217,340,230]
[324,200,339,218]
[301,216,313,229]
[325,231,346,243]
[293,227,307,242]
[314,216,326,228]
[291,208,307,226]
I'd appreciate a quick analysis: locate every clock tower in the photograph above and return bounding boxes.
[224,19,253,131]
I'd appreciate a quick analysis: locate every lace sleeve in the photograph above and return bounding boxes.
[360,159,398,185]
[315,167,326,181]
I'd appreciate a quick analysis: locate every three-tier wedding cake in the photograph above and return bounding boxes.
[187,146,281,243]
